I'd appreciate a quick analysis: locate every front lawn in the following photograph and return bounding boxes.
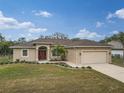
[0,56,12,63]
[0,64,124,93]
[112,56,124,67]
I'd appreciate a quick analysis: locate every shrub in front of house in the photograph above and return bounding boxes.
[76,67,79,69]
[4,61,9,64]
[32,62,36,64]
[36,62,39,64]
[9,61,13,64]
[46,62,50,64]
[0,62,4,65]
[20,60,26,63]
[0,61,10,65]
[57,62,72,68]
[81,67,85,69]
[15,59,20,63]
[87,66,92,69]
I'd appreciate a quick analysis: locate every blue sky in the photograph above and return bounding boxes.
[0,0,124,41]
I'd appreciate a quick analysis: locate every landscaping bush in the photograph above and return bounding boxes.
[36,62,39,64]
[0,62,4,65]
[4,61,9,64]
[81,67,85,69]
[87,66,92,69]
[15,59,20,63]
[0,56,40,65]
[8,61,12,64]
[25,61,28,63]
[14,61,18,63]
[46,62,50,64]
[21,60,26,63]
[76,67,79,69]
[32,62,36,64]
[57,62,72,68]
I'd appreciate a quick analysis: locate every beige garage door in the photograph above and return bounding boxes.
[82,51,107,64]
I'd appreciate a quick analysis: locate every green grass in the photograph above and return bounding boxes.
[0,56,12,63]
[112,56,124,67]
[0,64,124,93]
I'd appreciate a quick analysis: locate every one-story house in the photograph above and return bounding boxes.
[108,41,124,57]
[10,38,112,65]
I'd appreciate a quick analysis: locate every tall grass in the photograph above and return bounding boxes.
[0,56,12,63]
[112,56,124,67]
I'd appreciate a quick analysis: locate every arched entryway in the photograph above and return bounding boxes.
[38,46,47,61]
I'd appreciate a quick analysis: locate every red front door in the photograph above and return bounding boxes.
[38,50,47,60]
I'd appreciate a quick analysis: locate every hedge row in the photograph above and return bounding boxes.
[0,61,92,69]
[0,61,39,65]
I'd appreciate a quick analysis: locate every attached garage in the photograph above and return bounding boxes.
[81,51,107,64]
[67,47,111,65]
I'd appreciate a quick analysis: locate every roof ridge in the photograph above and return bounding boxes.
[10,38,111,49]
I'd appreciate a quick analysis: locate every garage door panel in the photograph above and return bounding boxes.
[82,51,107,64]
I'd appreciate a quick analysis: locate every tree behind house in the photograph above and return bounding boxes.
[0,33,5,42]
[40,32,68,39]
[17,37,26,44]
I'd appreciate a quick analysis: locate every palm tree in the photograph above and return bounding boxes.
[52,45,67,61]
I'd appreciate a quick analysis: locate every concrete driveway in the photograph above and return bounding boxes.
[85,64,124,83]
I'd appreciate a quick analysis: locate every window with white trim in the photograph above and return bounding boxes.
[22,49,28,57]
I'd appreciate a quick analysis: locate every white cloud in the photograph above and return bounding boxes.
[4,34,12,40]
[0,10,47,32]
[115,8,124,19]
[107,8,124,20]
[96,21,104,28]
[112,30,119,34]
[19,33,38,41]
[75,28,103,40]
[34,11,52,17]
[106,13,114,20]
[0,11,3,17]
[20,33,25,37]
[29,28,47,33]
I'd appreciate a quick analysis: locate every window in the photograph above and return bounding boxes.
[22,49,28,57]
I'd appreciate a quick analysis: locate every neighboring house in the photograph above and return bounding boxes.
[108,41,124,57]
[10,39,111,65]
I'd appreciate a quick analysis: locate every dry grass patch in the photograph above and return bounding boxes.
[0,64,124,93]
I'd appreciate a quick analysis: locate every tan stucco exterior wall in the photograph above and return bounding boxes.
[13,45,53,62]
[12,46,111,64]
[66,48,76,64]
[67,47,111,64]
[13,49,36,62]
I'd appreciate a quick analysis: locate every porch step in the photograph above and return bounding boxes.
[38,60,49,63]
